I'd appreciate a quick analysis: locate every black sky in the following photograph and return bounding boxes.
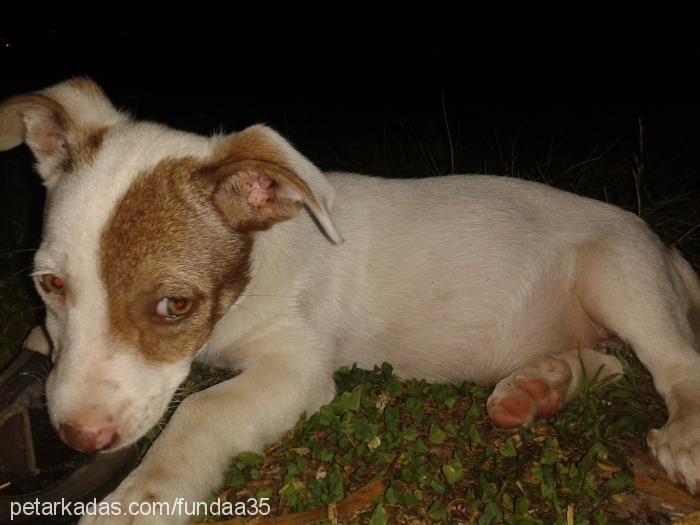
[1,24,700,175]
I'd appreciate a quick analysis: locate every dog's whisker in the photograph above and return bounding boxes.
[18,370,50,381]
[1,248,38,257]
[4,265,35,281]
[27,306,48,311]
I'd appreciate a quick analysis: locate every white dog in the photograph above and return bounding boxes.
[2,79,699,524]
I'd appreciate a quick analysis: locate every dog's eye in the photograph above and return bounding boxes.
[39,273,65,295]
[155,297,193,321]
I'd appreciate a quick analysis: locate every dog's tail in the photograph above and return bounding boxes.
[670,248,700,345]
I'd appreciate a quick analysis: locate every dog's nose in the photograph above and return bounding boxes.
[58,423,119,453]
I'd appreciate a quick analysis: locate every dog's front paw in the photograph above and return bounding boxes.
[77,471,191,525]
[648,412,700,495]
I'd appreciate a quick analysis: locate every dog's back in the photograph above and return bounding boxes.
[211,174,669,385]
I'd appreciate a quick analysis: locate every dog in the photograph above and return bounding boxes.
[2,78,700,524]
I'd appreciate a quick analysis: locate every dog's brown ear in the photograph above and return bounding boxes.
[208,125,343,244]
[0,78,123,187]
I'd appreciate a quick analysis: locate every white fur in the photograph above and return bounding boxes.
[3,80,700,524]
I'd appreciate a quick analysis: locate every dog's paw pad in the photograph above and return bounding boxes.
[487,389,536,428]
[487,378,562,429]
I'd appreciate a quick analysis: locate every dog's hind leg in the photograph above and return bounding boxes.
[487,348,623,428]
[576,233,700,493]
[669,248,700,344]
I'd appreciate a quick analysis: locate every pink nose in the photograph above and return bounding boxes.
[58,423,119,453]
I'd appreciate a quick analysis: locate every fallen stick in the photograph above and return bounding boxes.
[634,470,700,511]
[191,478,386,525]
[673,511,700,525]
[632,452,700,512]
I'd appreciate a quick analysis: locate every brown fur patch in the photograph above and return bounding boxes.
[210,127,318,208]
[57,127,106,174]
[0,93,106,173]
[203,127,323,232]
[65,77,108,100]
[70,127,107,170]
[0,94,74,157]
[100,157,252,363]
[211,160,305,231]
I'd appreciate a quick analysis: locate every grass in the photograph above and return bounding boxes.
[0,115,698,524]
[198,352,667,524]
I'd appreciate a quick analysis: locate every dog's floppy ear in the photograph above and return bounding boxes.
[0,77,123,186]
[208,125,343,244]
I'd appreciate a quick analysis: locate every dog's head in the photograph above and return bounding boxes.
[0,79,342,452]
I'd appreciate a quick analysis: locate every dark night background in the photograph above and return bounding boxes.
[1,25,699,158]
[2,25,700,161]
